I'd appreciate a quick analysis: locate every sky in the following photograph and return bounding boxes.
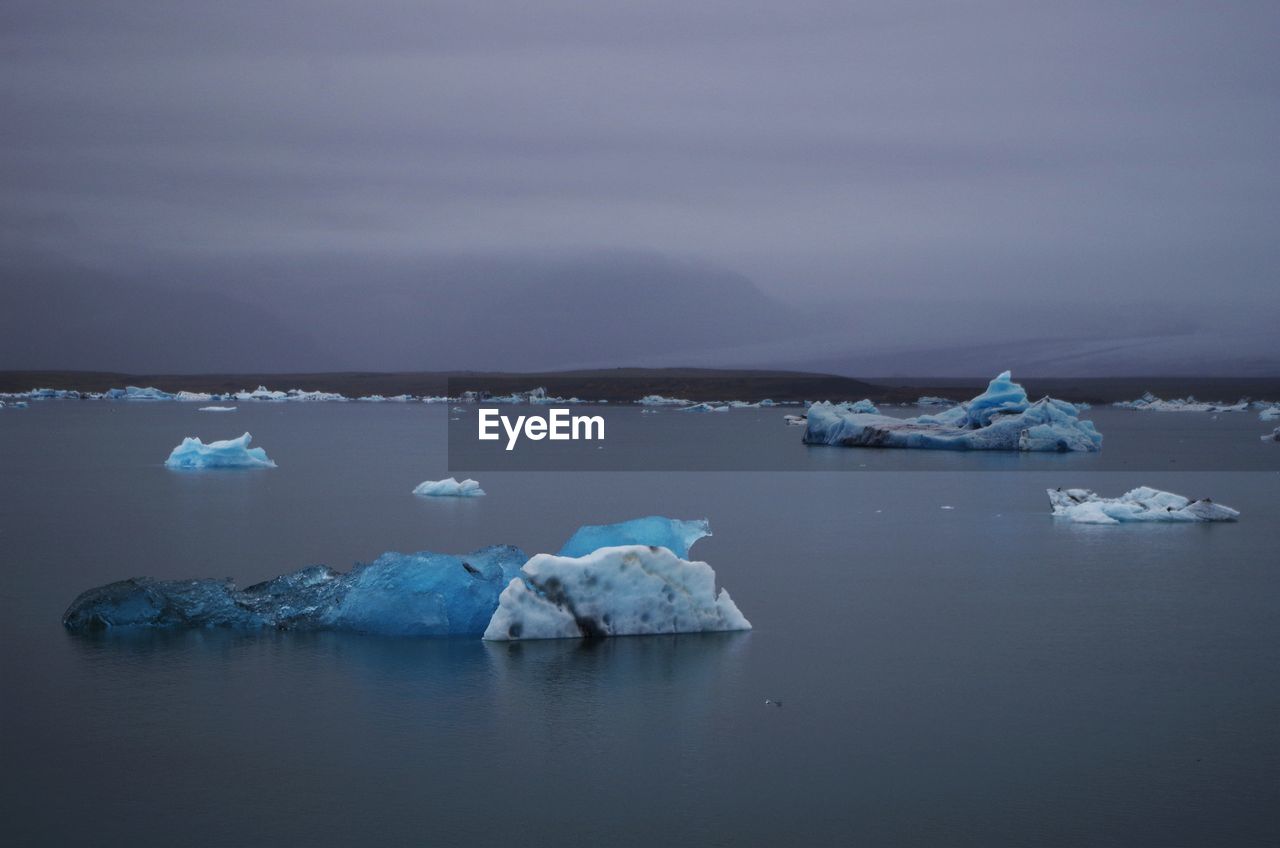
[2,1,1277,375]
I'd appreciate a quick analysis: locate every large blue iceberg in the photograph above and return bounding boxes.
[63,546,527,635]
[62,517,749,641]
[804,371,1102,452]
[165,432,277,469]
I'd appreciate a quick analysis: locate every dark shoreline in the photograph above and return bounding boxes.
[2,368,1278,405]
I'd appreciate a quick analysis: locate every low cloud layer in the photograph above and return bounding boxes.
[2,1,1277,374]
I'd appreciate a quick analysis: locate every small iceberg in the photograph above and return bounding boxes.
[106,386,175,401]
[805,371,1102,452]
[164,432,277,469]
[484,544,749,641]
[679,403,729,413]
[558,516,710,559]
[198,406,237,413]
[638,394,692,406]
[1112,392,1248,413]
[1048,487,1240,524]
[1264,427,1279,443]
[1260,406,1280,422]
[412,478,485,497]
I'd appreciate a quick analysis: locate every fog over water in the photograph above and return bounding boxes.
[2,1,1277,374]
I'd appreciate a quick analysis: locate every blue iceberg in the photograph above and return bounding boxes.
[62,516,742,639]
[558,516,710,559]
[105,386,175,401]
[165,432,277,469]
[804,371,1102,452]
[62,545,528,635]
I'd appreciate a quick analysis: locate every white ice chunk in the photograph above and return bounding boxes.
[412,477,486,497]
[197,406,238,412]
[638,395,692,406]
[483,545,751,641]
[164,432,277,469]
[1047,487,1239,523]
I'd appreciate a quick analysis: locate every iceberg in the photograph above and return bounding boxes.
[62,545,527,635]
[412,477,486,497]
[838,399,878,414]
[679,403,729,413]
[483,544,750,641]
[558,516,710,559]
[175,391,213,402]
[1264,427,1279,443]
[638,395,692,406]
[784,414,806,426]
[1047,487,1240,524]
[106,386,175,401]
[164,432,277,469]
[198,406,237,412]
[63,516,750,641]
[916,396,955,407]
[1260,406,1280,422]
[1112,392,1249,413]
[804,371,1102,452]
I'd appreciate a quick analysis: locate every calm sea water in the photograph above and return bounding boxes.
[1,402,1277,846]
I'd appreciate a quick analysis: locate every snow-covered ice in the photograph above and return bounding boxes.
[1264,427,1280,443]
[804,371,1102,452]
[164,432,277,469]
[198,406,237,412]
[1047,487,1240,524]
[679,403,729,413]
[483,544,750,641]
[412,477,486,497]
[1260,406,1280,422]
[1113,392,1249,413]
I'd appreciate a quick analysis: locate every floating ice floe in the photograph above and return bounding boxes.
[62,546,527,635]
[1047,487,1239,524]
[916,396,955,407]
[1263,427,1280,443]
[638,395,692,406]
[804,371,1102,452]
[106,386,175,401]
[164,432,277,469]
[62,516,749,641]
[197,406,237,413]
[1112,392,1249,413]
[784,414,806,426]
[1260,406,1280,422]
[412,477,486,497]
[679,403,730,413]
[175,391,213,402]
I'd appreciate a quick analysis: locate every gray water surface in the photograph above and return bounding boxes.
[1,403,1277,846]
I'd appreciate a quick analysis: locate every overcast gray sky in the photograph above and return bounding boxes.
[2,1,1277,374]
